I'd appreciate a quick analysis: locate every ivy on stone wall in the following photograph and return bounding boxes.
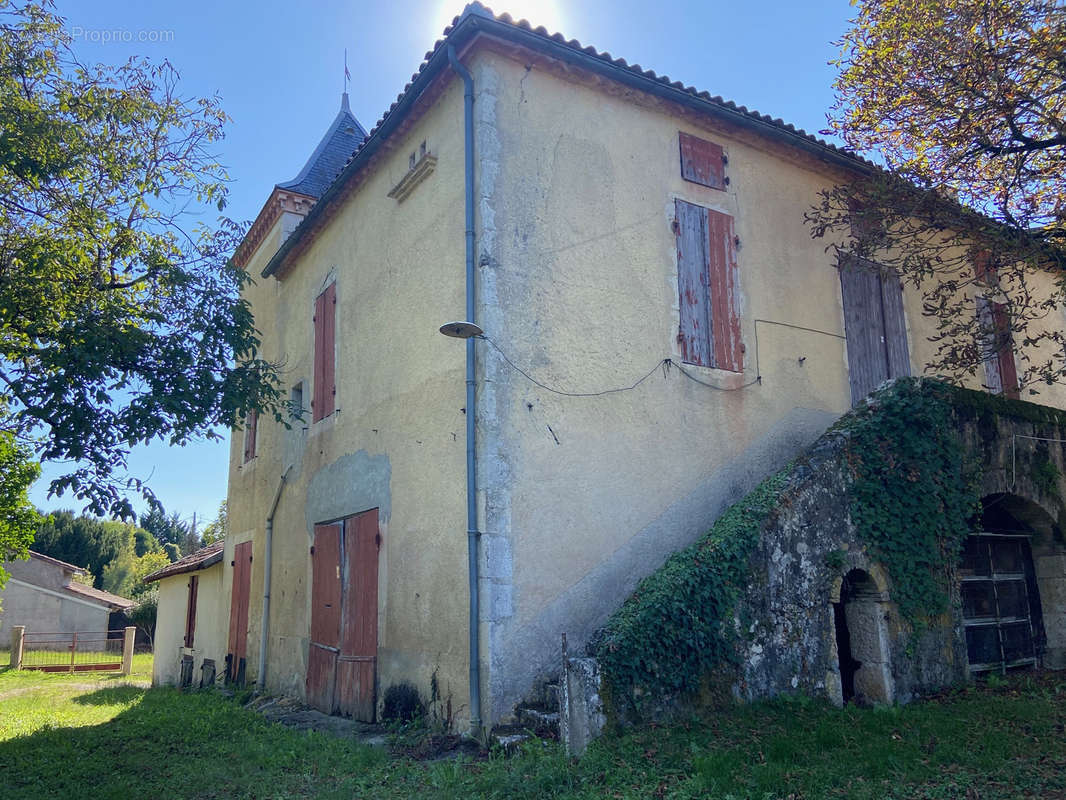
[838,378,981,624]
[595,378,995,713]
[595,470,790,715]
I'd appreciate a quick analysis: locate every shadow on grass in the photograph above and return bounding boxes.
[72,685,146,706]
[0,687,386,799]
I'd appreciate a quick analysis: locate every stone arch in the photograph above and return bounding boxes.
[831,568,894,705]
[961,493,1066,671]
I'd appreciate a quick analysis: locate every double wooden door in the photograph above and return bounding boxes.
[306,509,379,721]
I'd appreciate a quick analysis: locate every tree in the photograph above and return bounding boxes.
[200,500,227,545]
[101,536,169,599]
[31,509,125,587]
[808,0,1065,390]
[0,2,280,518]
[139,507,192,553]
[0,428,39,592]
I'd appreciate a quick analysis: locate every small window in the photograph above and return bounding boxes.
[679,131,725,191]
[290,382,304,421]
[674,199,742,371]
[312,284,337,422]
[242,409,258,463]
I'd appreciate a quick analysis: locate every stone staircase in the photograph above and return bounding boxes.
[490,680,561,751]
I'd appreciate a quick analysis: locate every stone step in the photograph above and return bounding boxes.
[516,705,560,735]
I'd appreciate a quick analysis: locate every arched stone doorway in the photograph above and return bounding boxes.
[833,568,894,704]
[961,495,1065,672]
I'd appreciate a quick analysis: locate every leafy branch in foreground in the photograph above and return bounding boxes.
[809,0,1066,392]
[0,1,281,516]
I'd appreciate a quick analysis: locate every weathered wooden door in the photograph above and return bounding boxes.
[306,512,379,720]
[336,510,380,721]
[307,523,343,713]
[840,258,910,404]
[227,541,253,682]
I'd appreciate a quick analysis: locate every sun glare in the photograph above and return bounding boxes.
[430,0,566,42]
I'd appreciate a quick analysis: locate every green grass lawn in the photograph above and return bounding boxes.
[0,664,1063,799]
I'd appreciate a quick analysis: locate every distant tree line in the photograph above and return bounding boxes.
[31,502,226,599]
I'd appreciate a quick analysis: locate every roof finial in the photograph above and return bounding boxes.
[341,48,351,112]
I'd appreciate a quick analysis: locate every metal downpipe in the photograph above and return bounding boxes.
[447,43,482,736]
[257,469,289,692]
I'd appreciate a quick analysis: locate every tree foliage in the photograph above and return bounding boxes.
[809,0,1066,390]
[139,507,197,555]
[0,2,280,517]
[0,428,39,590]
[101,539,169,599]
[200,500,226,546]
[31,509,126,588]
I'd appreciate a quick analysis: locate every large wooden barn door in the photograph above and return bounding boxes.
[336,510,380,721]
[840,258,910,404]
[306,511,379,721]
[227,541,253,683]
[307,523,343,713]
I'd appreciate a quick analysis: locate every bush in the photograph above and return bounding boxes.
[382,682,424,723]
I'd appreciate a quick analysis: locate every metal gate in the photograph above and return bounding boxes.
[960,533,1043,672]
[20,630,124,672]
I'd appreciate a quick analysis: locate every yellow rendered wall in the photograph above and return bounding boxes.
[151,565,225,687]
[218,44,1066,727]
[224,75,470,720]
[473,49,1066,721]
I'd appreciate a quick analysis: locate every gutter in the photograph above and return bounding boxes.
[257,469,289,692]
[261,7,872,280]
[446,42,483,738]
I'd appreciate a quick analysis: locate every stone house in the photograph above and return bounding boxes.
[0,551,134,642]
[205,4,1065,729]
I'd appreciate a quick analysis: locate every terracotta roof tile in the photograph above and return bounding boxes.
[143,542,225,584]
[29,550,86,574]
[264,2,873,278]
[64,582,135,610]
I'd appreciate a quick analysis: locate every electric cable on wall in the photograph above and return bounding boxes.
[480,335,760,397]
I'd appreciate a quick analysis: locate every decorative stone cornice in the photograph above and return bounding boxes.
[233,188,316,269]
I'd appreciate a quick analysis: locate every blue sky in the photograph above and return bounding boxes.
[29,0,856,525]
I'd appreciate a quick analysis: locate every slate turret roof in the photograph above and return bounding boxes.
[276,92,368,199]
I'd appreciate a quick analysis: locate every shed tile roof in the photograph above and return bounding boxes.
[276,93,368,199]
[29,550,85,575]
[143,542,224,584]
[263,2,873,278]
[64,582,135,611]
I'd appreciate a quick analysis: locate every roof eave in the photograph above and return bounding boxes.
[261,11,873,280]
[142,549,224,584]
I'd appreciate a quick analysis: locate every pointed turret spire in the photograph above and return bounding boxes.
[276,88,367,200]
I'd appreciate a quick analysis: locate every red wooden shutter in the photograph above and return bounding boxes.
[675,199,712,367]
[184,575,199,648]
[991,301,1019,399]
[243,410,257,463]
[312,284,336,422]
[675,200,742,371]
[679,132,725,191]
[228,541,253,661]
[706,208,743,372]
[973,249,999,286]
